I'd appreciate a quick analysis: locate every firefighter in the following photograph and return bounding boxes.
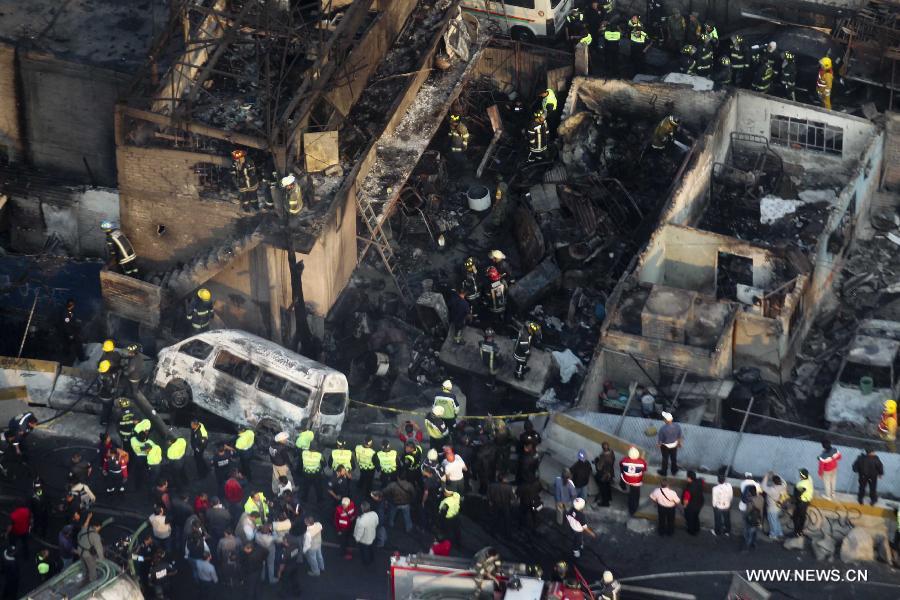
[448,114,469,154]
[763,41,778,68]
[680,44,698,75]
[817,56,834,110]
[480,328,500,389]
[650,115,680,151]
[602,22,622,74]
[462,257,482,304]
[60,299,86,364]
[187,288,214,334]
[629,25,648,74]
[231,149,259,212]
[439,488,463,546]
[526,110,549,163]
[729,35,749,87]
[485,266,507,322]
[664,9,685,53]
[513,321,541,380]
[488,174,512,234]
[233,424,255,479]
[696,34,714,77]
[878,399,897,452]
[123,344,143,399]
[300,442,325,503]
[355,437,376,496]
[376,439,398,485]
[752,58,775,94]
[280,174,304,215]
[780,51,797,101]
[425,406,450,452]
[115,397,136,449]
[712,55,732,89]
[434,380,460,431]
[190,417,209,478]
[488,250,513,285]
[101,221,138,277]
[331,438,353,473]
[99,339,122,376]
[97,361,117,427]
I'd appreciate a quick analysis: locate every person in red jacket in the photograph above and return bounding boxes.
[333,497,357,560]
[7,500,31,557]
[817,439,842,500]
[619,446,647,516]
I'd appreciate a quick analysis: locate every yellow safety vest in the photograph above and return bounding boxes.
[425,418,447,440]
[37,558,50,575]
[356,446,376,471]
[131,436,149,457]
[134,419,152,434]
[236,430,255,451]
[631,30,647,44]
[434,394,457,419]
[604,30,621,41]
[377,450,397,473]
[440,491,461,518]
[302,450,323,473]
[295,430,314,450]
[542,89,557,112]
[244,495,268,523]
[147,442,163,466]
[166,438,187,461]
[796,478,813,503]
[331,448,353,471]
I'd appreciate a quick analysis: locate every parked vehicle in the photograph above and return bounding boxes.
[461,0,573,41]
[153,330,349,443]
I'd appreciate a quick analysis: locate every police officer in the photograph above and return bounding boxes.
[130,426,151,491]
[730,35,749,87]
[300,442,325,503]
[96,360,117,427]
[190,417,210,478]
[355,437,377,496]
[295,427,314,452]
[462,257,482,305]
[101,221,138,277]
[145,437,163,488]
[187,288,214,334]
[434,380,460,431]
[538,88,558,118]
[402,439,423,483]
[439,488,463,546]
[629,25,648,74]
[780,51,797,101]
[513,321,541,380]
[165,435,188,489]
[601,21,622,74]
[233,424,255,480]
[526,110,549,163]
[425,406,449,452]
[60,299,87,364]
[566,8,590,48]
[331,438,353,474]
[480,328,500,389]
[376,439,398,486]
[231,149,260,212]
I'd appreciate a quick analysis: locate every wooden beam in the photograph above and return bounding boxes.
[120,105,269,150]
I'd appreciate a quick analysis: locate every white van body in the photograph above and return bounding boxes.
[153,329,349,442]
[461,0,574,40]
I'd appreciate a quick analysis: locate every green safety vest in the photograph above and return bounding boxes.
[356,446,376,471]
[295,430,314,451]
[377,449,397,473]
[631,31,647,44]
[542,89,557,112]
[134,419,152,434]
[244,495,268,523]
[579,33,593,46]
[434,394,457,419]
[166,438,187,461]
[796,478,813,503]
[604,30,621,41]
[147,443,163,466]
[302,450,323,473]
[331,448,353,471]
[236,430,255,451]
[440,492,461,518]
[131,436,149,457]
[425,418,447,440]
[37,558,49,575]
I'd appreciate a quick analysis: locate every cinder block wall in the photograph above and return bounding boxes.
[0,43,22,162]
[884,113,900,192]
[116,145,243,272]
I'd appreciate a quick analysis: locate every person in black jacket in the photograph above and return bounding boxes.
[569,450,593,500]
[852,447,884,505]
[682,470,705,535]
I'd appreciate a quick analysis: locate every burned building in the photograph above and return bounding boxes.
[578,78,885,424]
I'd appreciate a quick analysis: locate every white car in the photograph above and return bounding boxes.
[461,0,574,41]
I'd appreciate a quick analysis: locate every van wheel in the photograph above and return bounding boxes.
[165,380,192,410]
[510,27,535,42]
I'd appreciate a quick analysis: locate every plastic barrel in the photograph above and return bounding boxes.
[860,376,874,395]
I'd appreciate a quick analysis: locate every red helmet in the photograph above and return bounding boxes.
[487,266,500,282]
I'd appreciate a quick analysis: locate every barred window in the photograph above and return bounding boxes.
[769,115,843,155]
[193,162,233,199]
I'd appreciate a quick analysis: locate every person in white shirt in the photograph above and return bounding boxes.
[711,473,734,536]
[442,448,467,495]
[739,472,761,512]
[353,501,380,566]
[195,552,218,594]
[148,505,172,553]
[302,516,325,576]
[649,479,680,536]
[761,471,787,541]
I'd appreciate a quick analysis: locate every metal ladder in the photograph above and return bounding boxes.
[357,198,413,304]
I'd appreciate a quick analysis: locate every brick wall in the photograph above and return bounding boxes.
[116,145,244,272]
[0,43,22,162]
[885,113,900,192]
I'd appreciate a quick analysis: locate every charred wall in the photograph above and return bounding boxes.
[0,43,22,163]
[884,113,900,192]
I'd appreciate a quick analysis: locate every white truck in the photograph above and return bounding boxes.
[461,0,574,41]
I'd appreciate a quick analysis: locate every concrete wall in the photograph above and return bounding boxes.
[885,113,900,192]
[19,51,128,186]
[116,145,244,271]
[0,43,22,162]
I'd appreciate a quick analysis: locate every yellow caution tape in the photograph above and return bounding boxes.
[348,398,550,420]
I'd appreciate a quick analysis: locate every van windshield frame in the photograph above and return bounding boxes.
[320,392,347,415]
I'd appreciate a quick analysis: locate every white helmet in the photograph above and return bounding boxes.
[432,405,445,417]
[280,174,296,187]
[603,571,614,583]
[767,41,777,52]
[442,380,453,392]
[427,449,438,461]
[573,498,586,510]
[489,250,506,261]
[628,446,640,459]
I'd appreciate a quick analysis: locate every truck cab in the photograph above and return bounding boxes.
[461,0,574,41]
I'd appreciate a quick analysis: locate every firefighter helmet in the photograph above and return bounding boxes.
[487,266,501,282]
[449,113,461,123]
[783,51,794,61]
[489,250,506,261]
[527,321,540,334]
[280,174,296,187]
[432,405,445,417]
[567,8,583,21]
[533,109,544,119]
[98,360,111,374]
[197,288,211,302]
[102,340,115,352]
[885,399,897,413]
[819,56,832,70]
[732,34,743,46]
[767,41,777,52]
[668,115,680,127]
[100,221,114,232]
[682,44,696,55]
[336,437,346,448]
[464,257,476,272]
[442,380,453,393]
[126,344,140,354]
[719,55,731,66]
[704,22,715,32]
[484,328,495,338]
[231,149,246,161]
[116,398,131,410]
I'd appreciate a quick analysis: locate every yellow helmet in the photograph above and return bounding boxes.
[527,321,540,334]
[198,288,211,302]
[885,399,897,413]
[449,114,460,123]
[116,398,131,409]
[98,360,111,374]
[464,257,475,272]
[102,340,115,352]
[819,57,832,70]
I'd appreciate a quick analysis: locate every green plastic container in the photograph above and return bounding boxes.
[860,376,874,395]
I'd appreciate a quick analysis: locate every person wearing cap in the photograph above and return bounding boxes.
[269,432,294,495]
[376,439,399,486]
[649,479,680,536]
[96,359,118,426]
[101,221,139,277]
[354,437,376,496]
[434,380,460,430]
[711,473,733,537]
[333,497,357,560]
[448,113,469,154]
[60,298,87,364]
[619,446,647,516]
[425,406,450,452]
[792,468,814,537]
[230,148,259,212]
[165,435,188,489]
[190,417,210,478]
[598,570,621,600]
[565,497,597,558]
[187,288,214,334]
[330,438,353,473]
[230,424,255,480]
[300,441,325,503]
[817,438,842,500]
[657,411,682,476]
[570,450,593,500]
[402,439,424,483]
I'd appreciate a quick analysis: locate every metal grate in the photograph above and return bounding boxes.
[769,115,843,156]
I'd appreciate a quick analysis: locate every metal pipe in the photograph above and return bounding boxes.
[17,291,39,359]
[726,396,753,475]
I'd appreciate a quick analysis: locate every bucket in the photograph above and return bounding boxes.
[467,185,491,212]
[860,376,874,395]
